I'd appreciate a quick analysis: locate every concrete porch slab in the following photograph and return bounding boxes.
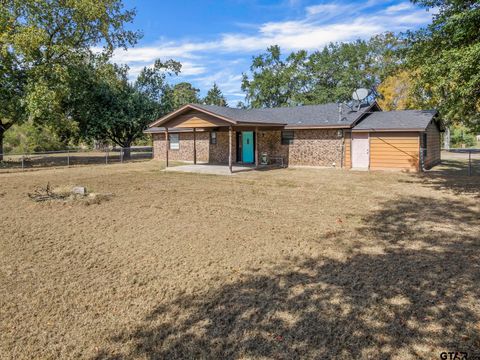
[164,164,255,175]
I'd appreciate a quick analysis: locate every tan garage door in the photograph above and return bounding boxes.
[369,132,420,171]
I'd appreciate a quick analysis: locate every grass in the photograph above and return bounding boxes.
[0,160,479,359]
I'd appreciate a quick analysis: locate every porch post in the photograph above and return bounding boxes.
[165,128,169,168]
[255,126,259,168]
[193,128,197,165]
[228,126,233,173]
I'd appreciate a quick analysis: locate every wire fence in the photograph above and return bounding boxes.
[441,149,480,176]
[0,147,153,172]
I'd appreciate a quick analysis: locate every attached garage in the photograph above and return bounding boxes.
[349,110,443,172]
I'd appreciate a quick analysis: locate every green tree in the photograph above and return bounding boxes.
[303,33,403,104]
[406,0,480,132]
[171,82,200,109]
[241,34,403,108]
[451,125,477,148]
[3,121,68,154]
[0,0,138,160]
[203,83,227,106]
[236,101,247,109]
[241,45,308,108]
[70,59,181,159]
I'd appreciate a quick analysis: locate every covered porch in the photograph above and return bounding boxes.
[148,104,286,173]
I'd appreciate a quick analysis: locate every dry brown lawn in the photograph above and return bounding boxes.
[0,161,479,359]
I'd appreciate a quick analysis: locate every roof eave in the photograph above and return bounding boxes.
[352,128,427,132]
[285,124,352,129]
[143,127,208,134]
[148,104,239,128]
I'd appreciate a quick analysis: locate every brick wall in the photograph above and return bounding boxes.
[209,131,237,164]
[152,129,344,167]
[153,132,209,162]
[257,130,289,164]
[288,129,343,167]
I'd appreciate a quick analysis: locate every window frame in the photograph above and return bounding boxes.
[169,133,180,150]
[210,131,217,145]
[281,130,294,145]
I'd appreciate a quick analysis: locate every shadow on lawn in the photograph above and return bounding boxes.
[97,196,480,359]
[403,159,480,198]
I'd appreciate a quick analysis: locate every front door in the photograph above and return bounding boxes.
[242,131,254,163]
[351,133,369,169]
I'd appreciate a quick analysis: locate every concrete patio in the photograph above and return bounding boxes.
[164,164,256,175]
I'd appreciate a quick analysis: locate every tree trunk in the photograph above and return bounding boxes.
[0,129,4,162]
[122,144,131,161]
[443,127,451,150]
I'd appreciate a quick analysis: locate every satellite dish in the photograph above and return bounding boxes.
[352,88,369,101]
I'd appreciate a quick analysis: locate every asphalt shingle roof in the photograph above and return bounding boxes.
[353,110,437,131]
[193,103,370,126]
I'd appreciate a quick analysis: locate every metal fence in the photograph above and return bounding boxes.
[441,149,480,176]
[0,147,153,171]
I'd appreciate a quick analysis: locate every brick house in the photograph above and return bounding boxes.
[146,102,443,172]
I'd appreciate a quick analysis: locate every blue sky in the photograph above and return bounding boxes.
[115,0,436,105]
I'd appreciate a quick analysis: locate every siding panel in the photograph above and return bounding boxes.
[167,110,230,128]
[422,121,441,169]
[369,132,420,171]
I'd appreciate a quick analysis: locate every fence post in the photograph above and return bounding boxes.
[67,150,70,167]
[468,150,472,176]
[106,150,108,165]
[21,155,24,170]
[121,148,123,163]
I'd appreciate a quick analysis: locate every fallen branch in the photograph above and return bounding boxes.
[28,183,69,202]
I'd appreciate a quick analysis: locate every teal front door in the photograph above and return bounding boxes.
[242,131,254,163]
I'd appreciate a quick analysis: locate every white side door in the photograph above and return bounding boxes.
[351,133,370,169]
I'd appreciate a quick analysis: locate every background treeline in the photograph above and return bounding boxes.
[0,0,478,158]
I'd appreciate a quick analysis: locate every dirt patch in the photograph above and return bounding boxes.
[0,161,479,359]
[27,183,113,205]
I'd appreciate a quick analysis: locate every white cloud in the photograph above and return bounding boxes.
[109,0,434,102]
[180,62,208,76]
[306,4,341,16]
[385,2,414,14]
[112,2,432,63]
[126,61,207,80]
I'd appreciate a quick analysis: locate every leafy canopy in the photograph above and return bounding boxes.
[0,0,138,156]
[70,59,181,149]
[203,83,227,106]
[241,34,403,108]
[406,0,480,131]
[170,82,201,109]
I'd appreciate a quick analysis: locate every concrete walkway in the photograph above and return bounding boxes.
[164,164,255,175]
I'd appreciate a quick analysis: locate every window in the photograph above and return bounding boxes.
[210,131,217,145]
[422,133,427,157]
[281,130,294,145]
[169,133,179,150]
